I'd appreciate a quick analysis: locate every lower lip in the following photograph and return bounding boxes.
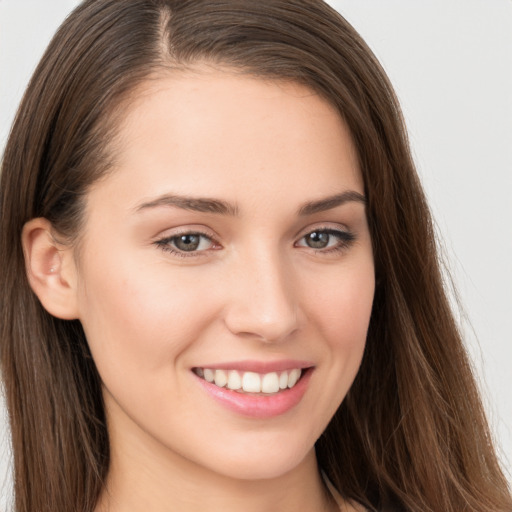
[195,369,313,418]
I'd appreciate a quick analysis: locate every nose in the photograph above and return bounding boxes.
[223,248,299,343]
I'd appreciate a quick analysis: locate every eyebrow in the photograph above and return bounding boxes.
[135,194,239,216]
[134,190,366,216]
[297,190,366,216]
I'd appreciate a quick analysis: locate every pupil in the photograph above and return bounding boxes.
[175,234,200,251]
[307,232,329,249]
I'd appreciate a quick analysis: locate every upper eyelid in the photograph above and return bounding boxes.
[295,228,354,245]
[155,225,348,239]
[154,232,219,258]
[294,223,351,239]
[153,224,353,248]
[154,226,219,242]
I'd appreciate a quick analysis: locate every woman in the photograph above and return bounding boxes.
[0,1,510,511]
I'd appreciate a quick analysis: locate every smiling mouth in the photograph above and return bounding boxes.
[193,367,306,394]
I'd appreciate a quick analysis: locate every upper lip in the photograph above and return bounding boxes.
[192,359,314,374]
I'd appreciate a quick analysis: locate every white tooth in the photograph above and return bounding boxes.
[279,371,289,389]
[227,370,242,390]
[195,368,204,378]
[288,369,301,388]
[261,372,279,393]
[242,372,261,393]
[214,369,228,388]
[204,368,214,383]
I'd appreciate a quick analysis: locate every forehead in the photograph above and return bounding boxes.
[93,67,363,209]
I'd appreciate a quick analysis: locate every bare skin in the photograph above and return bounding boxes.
[24,67,374,512]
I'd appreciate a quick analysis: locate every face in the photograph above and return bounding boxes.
[73,69,375,481]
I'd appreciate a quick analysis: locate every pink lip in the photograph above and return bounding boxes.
[194,367,313,419]
[193,359,313,373]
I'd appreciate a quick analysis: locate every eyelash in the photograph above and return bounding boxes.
[154,227,356,258]
[295,228,356,255]
[154,229,218,258]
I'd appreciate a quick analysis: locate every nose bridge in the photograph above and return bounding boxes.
[224,243,298,343]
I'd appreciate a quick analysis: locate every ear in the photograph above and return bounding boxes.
[22,218,80,320]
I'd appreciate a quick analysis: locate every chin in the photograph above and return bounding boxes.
[199,442,315,482]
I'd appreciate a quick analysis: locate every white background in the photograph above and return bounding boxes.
[1,0,511,507]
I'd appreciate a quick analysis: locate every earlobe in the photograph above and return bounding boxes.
[21,218,80,320]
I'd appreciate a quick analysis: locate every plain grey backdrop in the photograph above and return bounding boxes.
[1,0,511,507]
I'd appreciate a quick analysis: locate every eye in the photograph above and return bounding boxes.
[296,228,355,252]
[172,234,208,252]
[155,231,217,256]
[303,231,333,249]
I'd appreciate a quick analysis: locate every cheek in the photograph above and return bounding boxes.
[76,256,219,379]
[308,259,375,353]
[292,258,374,438]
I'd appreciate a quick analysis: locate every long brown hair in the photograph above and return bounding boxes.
[1,1,510,511]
